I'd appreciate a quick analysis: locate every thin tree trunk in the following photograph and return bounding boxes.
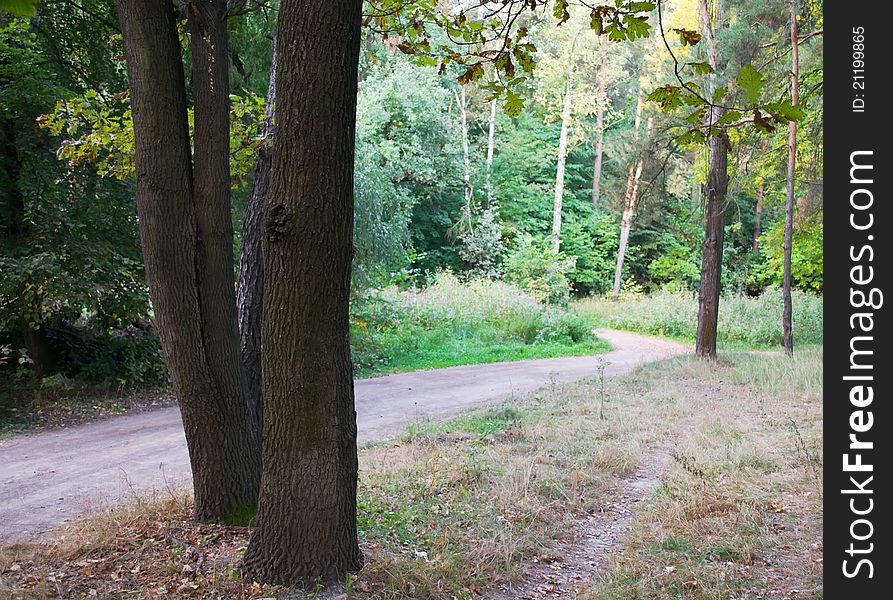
[612,89,645,301]
[695,0,728,359]
[752,141,767,251]
[485,93,497,208]
[782,0,798,356]
[456,86,473,231]
[591,44,608,206]
[237,40,277,450]
[117,0,259,522]
[242,0,363,585]
[551,71,574,253]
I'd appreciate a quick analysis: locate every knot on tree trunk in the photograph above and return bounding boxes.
[264,203,294,242]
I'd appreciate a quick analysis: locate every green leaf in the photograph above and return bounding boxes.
[764,99,805,123]
[675,129,707,146]
[0,0,39,16]
[590,9,603,34]
[647,85,684,111]
[714,110,741,126]
[736,64,764,105]
[503,89,524,117]
[553,0,570,25]
[687,61,713,76]
[711,86,727,103]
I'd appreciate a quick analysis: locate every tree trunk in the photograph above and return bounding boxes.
[591,44,608,207]
[242,0,363,585]
[456,86,473,231]
[782,0,798,356]
[551,73,574,253]
[20,318,54,378]
[752,139,769,251]
[694,0,728,359]
[485,93,497,208]
[117,0,259,522]
[611,89,645,301]
[237,40,277,450]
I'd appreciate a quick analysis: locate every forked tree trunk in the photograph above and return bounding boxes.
[782,0,798,356]
[237,40,277,449]
[242,0,364,585]
[611,90,646,301]
[117,0,259,522]
[591,44,608,206]
[551,73,574,253]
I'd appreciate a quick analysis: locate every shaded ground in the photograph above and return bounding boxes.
[0,330,686,542]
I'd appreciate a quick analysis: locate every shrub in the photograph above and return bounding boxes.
[503,235,577,306]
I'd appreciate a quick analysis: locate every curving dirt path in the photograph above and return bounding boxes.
[0,330,687,542]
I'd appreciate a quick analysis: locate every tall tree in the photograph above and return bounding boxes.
[237,40,277,448]
[242,0,364,585]
[590,42,608,206]
[116,0,259,521]
[611,87,650,301]
[694,0,728,359]
[782,0,798,356]
[550,35,577,253]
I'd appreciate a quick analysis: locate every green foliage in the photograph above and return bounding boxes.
[577,288,823,348]
[0,0,39,17]
[350,273,605,377]
[754,214,823,291]
[458,207,505,278]
[503,236,577,307]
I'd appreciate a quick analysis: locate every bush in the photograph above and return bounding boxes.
[503,235,577,306]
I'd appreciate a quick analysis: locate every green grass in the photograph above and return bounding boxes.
[351,273,610,377]
[574,288,823,349]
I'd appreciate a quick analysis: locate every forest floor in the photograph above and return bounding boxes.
[0,330,683,543]
[0,339,822,599]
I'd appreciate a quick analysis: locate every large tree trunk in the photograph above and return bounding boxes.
[237,40,277,449]
[551,73,574,253]
[242,0,364,585]
[611,89,645,301]
[117,0,259,522]
[591,44,608,206]
[782,0,798,356]
[695,0,728,359]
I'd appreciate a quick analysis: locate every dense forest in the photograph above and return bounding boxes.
[1,0,822,387]
[0,0,823,596]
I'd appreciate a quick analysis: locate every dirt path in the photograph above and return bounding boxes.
[489,450,673,599]
[0,330,687,542]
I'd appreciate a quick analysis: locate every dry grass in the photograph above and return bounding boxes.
[0,348,822,599]
[585,349,823,599]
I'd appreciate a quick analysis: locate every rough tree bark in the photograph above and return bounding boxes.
[695,0,728,359]
[242,0,364,585]
[591,43,608,207]
[611,89,646,301]
[782,0,798,356]
[237,40,277,448]
[551,68,574,254]
[117,0,259,521]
